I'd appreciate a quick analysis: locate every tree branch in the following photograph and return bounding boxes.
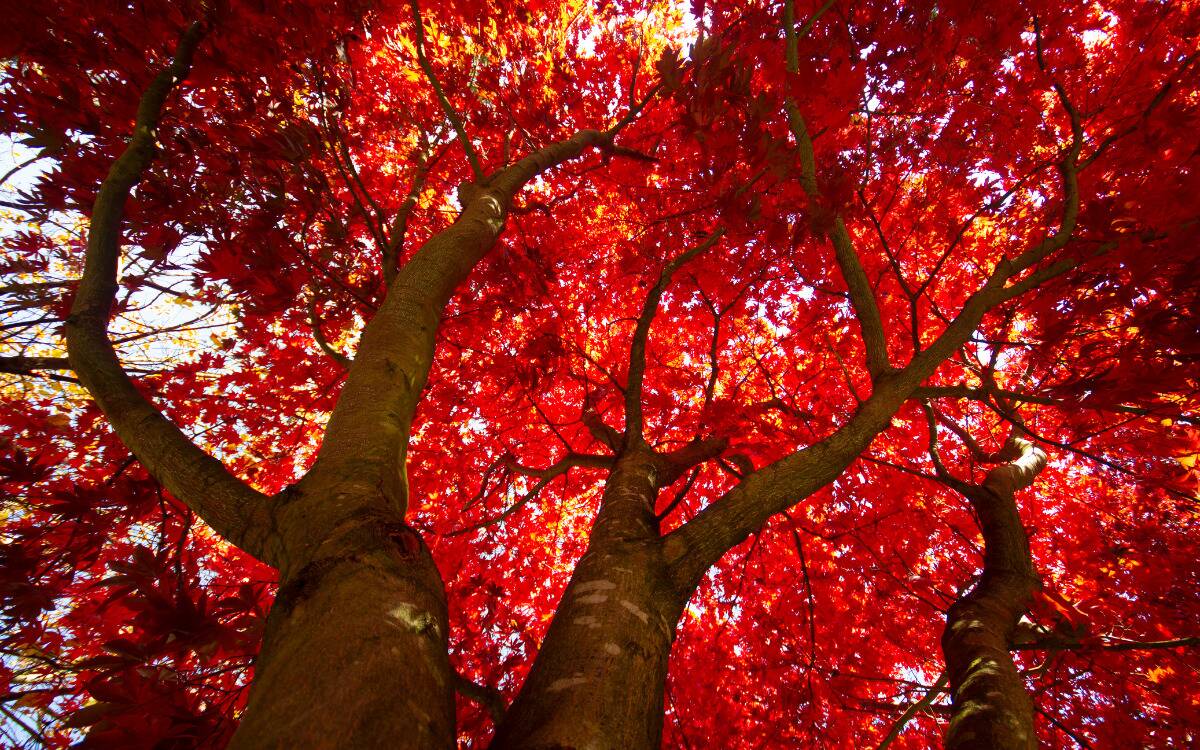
[0,355,72,374]
[410,0,484,181]
[626,229,724,445]
[308,296,353,368]
[783,0,838,74]
[938,426,1047,750]
[913,384,1198,427]
[661,42,1089,589]
[448,453,612,536]
[382,134,445,286]
[1013,635,1200,653]
[919,402,979,498]
[782,0,890,381]
[655,465,701,522]
[875,671,949,750]
[581,405,623,452]
[313,125,622,512]
[63,21,275,561]
[452,671,507,724]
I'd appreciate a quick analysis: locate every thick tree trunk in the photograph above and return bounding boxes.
[942,437,1046,750]
[491,452,686,750]
[223,133,619,748]
[229,502,455,749]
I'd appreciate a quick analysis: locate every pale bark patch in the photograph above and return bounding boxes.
[620,599,650,624]
[547,675,589,692]
[574,579,617,594]
[389,603,439,637]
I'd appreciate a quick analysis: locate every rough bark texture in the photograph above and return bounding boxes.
[313,129,610,517]
[942,437,1047,750]
[492,451,687,750]
[230,506,454,749]
[228,131,614,744]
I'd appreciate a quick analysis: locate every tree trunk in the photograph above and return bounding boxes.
[223,134,620,749]
[491,452,686,750]
[942,437,1046,750]
[229,501,455,749]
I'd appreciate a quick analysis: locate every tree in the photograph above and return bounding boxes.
[1,0,1197,747]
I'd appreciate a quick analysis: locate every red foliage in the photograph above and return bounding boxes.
[1,0,1197,747]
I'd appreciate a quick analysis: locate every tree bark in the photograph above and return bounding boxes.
[491,451,687,750]
[227,129,616,744]
[229,504,454,749]
[942,436,1046,750]
[63,27,624,744]
[64,21,278,560]
[55,10,1090,748]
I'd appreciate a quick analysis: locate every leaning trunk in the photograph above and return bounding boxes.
[942,437,1046,750]
[491,452,686,750]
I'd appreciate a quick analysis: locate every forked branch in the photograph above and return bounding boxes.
[782,0,890,381]
[449,453,613,536]
[308,295,353,368]
[662,17,1093,590]
[626,229,725,444]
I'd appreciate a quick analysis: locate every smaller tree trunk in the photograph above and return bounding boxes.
[942,437,1046,750]
[491,452,686,750]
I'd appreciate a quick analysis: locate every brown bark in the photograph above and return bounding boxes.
[0,355,72,374]
[55,11,1091,749]
[660,229,1078,594]
[63,21,276,560]
[652,0,1085,608]
[491,451,688,750]
[311,128,614,520]
[488,131,1080,740]
[231,127,623,745]
[229,504,454,749]
[490,234,729,748]
[941,436,1047,750]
